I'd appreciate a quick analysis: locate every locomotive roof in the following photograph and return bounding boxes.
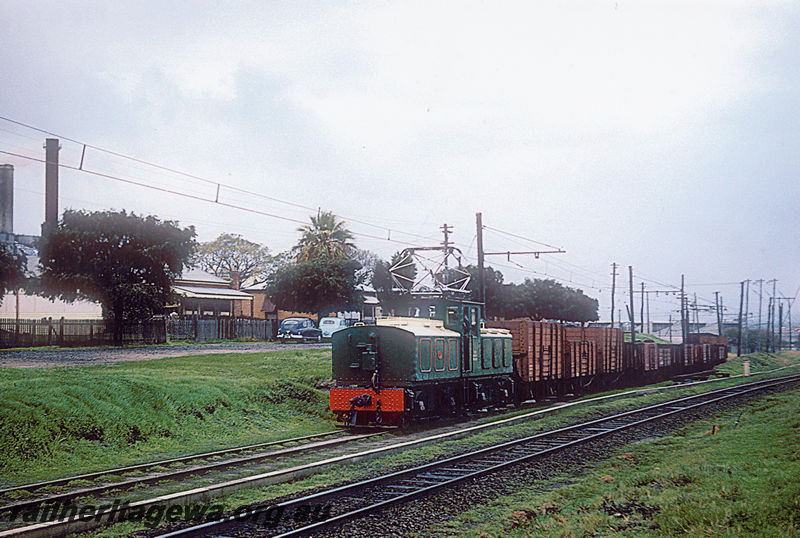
[376,317,511,339]
[377,317,460,338]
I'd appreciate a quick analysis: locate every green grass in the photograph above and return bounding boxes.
[717,350,800,376]
[433,385,800,536]
[623,333,671,344]
[78,350,800,536]
[0,350,334,484]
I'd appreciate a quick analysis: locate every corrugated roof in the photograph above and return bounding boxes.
[172,285,253,300]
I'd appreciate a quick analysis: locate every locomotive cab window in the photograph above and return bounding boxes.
[471,308,479,333]
[446,307,459,327]
[429,305,436,319]
[409,307,420,317]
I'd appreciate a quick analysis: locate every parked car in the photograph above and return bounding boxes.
[277,317,322,343]
[319,317,348,340]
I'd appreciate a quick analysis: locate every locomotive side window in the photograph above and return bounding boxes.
[482,339,492,369]
[448,339,459,371]
[419,338,432,372]
[471,308,479,330]
[409,307,420,317]
[434,339,445,371]
[429,305,436,319]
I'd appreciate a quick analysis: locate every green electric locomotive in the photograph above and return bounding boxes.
[329,297,514,425]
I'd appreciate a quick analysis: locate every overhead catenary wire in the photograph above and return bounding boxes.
[0,149,431,250]
[0,115,445,245]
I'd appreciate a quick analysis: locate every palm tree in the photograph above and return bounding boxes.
[295,211,355,262]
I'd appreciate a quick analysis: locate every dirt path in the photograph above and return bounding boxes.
[0,342,330,368]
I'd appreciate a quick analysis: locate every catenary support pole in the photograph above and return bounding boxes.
[629,266,636,344]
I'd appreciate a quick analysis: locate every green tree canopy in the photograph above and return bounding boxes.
[38,210,196,342]
[502,278,599,322]
[0,243,26,305]
[192,233,272,285]
[269,258,362,318]
[295,211,354,262]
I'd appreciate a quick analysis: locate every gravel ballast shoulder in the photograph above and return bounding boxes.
[0,342,329,368]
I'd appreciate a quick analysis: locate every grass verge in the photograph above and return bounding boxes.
[0,350,334,484]
[433,386,800,536]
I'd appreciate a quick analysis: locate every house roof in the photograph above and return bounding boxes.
[176,268,229,285]
[172,285,253,301]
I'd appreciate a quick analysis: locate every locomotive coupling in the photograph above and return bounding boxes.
[349,394,373,408]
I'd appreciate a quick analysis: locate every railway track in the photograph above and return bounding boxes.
[0,430,382,524]
[158,373,800,537]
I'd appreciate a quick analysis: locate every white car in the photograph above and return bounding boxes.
[319,317,348,340]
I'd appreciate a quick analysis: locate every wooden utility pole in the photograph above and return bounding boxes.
[640,282,645,335]
[715,291,722,336]
[771,279,777,351]
[476,213,485,304]
[744,279,750,351]
[440,223,453,270]
[629,266,636,344]
[767,297,773,352]
[669,314,673,343]
[778,302,784,352]
[610,263,617,328]
[737,281,744,356]
[477,212,565,307]
[681,274,687,343]
[756,279,763,352]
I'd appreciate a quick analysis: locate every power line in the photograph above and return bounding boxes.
[482,224,563,251]
[0,115,442,244]
[0,149,431,249]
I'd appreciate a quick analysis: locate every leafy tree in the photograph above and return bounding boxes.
[0,243,26,305]
[350,248,381,284]
[510,278,599,322]
[460,265,506,318]
[725,327,769,354]
[295,211,354,262]
[38,210,196,343]
[269,258,362,319]
[192,233,272,285]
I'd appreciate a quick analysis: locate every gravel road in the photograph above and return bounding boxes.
[0,342,330,369]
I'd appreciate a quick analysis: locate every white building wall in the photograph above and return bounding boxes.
[0,291,103,320]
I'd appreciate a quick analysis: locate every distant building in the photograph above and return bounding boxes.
[0,250,104,320]
[170,268,254,317]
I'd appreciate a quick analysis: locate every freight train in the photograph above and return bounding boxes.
[329,296,728,426]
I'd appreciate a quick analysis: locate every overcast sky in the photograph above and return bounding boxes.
[1,1,798,325]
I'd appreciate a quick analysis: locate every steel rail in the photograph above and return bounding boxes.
[0,431,381,517]
[159,374,800,538]
[0,431,344,497]
[4,370,794,537]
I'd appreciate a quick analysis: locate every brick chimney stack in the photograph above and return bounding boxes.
[231,270,241,290]
[0,164,12,234]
